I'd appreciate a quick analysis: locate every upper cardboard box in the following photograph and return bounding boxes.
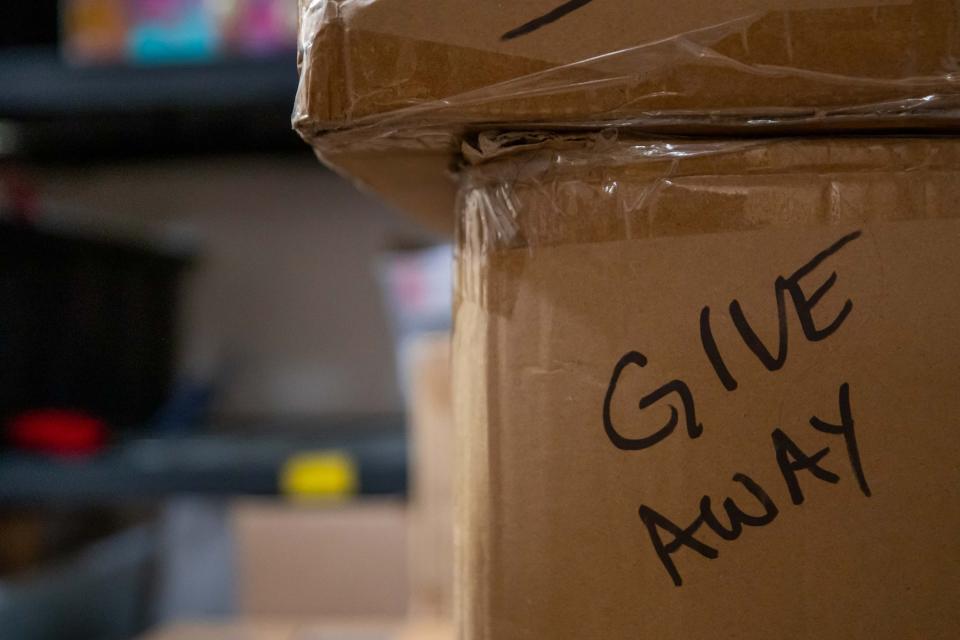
[293,0,960,230]
[295,0,960,137]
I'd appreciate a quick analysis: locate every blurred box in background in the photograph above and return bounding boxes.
[231,499,408,618]
[208,245,457,634]
[145,496,460,639]
[377,245,455,621]
[142,617,453,640]
[404,333,453,621]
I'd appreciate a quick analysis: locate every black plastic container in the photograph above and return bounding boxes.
[0,218,190,431]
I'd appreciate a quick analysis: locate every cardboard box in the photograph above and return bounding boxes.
[454,137,960,638]
[294,0,960,230]
[140,617,454,640]
[296,0,959,129]
[403,333,455,620]
[232,500,408,618]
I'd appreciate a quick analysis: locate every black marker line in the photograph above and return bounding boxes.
[602,351,703,450]
[729,283,789,373]
[700,306,738,391]
[789,229,862,282]
[772,428,839,505]
[809,383,871,497]
[501,0,595,41]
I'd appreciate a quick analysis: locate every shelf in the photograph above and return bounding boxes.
[0,48,297,117]
[0,422,407,504]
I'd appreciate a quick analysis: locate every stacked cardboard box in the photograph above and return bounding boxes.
[296,0,959,129]
[454,135,960,638]
[295,0,960,231]
[296,2,960,638]
[142,617,453,640]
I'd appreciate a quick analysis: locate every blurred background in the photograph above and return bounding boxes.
[0,3,454,638]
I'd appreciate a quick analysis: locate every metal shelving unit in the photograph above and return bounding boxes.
[0,423,408,504]
[0,48,303,159]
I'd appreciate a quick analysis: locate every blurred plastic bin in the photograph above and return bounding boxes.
[0,524,157,640]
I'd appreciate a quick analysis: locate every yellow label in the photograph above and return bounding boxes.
[280,451,358,500]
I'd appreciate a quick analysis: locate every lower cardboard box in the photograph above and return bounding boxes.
[454,136,960,639]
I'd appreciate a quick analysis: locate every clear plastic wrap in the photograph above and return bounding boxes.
[451,135,960,639]
[295,0,960,151]
[456,133,960,254]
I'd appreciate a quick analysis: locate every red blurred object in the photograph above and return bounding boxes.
[7,409,108,456]
[2,171,41,223]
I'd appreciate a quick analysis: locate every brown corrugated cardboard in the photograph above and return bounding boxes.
[404,333,455,620]
[296,0,960,129]
[139,620,318,640]
[319,146,458,234]
[232,500,408,618]
[295,0,960,231]
[394,617,455,640]
[139,617,454,640]
[454,136,960,639]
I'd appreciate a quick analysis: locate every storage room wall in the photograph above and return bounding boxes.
[32,155,434,421]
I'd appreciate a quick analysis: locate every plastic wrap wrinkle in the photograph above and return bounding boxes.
[458,137,960,257]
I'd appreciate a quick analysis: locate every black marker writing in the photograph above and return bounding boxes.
[700,306,738,391]
[610,230,862,450]
[603,229,873,586]
[501,0,595,40]
[810,383,871,497]
[603,351,703,451]
[700,473,780,541]
[772,428,840,505]
[729,283,789,372]
[701,230,861,389]
[786,230,860,341]
[640,473,779,587]
[641,386,869,586]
